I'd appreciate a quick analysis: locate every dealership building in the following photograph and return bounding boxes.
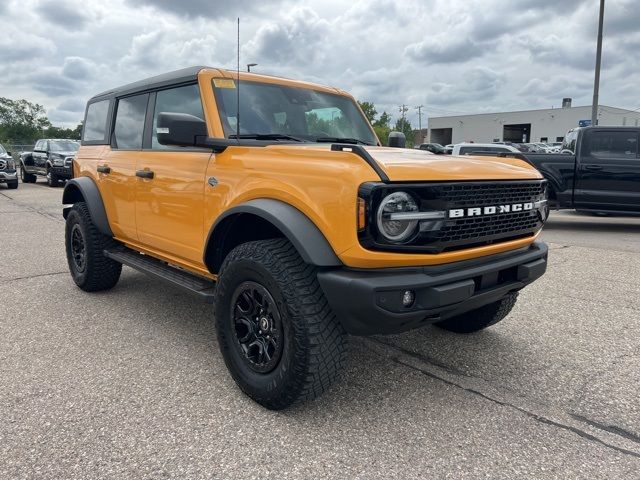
[427,99,640,145]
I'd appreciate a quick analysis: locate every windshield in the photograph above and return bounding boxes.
[0,144,6,154]
[562,130,579,153]
[50,140,79,152]
[213,79,378,145]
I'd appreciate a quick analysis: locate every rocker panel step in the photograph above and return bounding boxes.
[104,247,216,303]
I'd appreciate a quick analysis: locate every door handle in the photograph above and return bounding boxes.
[583,165,603,171]
[136,169,155,179]
[97,165,111,174]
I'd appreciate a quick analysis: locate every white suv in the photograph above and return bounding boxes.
[452,143,520,156]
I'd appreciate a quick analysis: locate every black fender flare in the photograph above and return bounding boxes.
[62,177,113,237]
[206,199,341,269]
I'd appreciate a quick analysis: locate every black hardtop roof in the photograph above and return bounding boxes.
[90,65,209,101]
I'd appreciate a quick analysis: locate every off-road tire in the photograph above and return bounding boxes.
[47,168,59,187]
[65,202,122,292]
[435,292,519,334]
[20,167,36,183]
[214,238,347,410]
[7,180,18,189]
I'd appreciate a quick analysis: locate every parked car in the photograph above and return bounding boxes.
[443,144,454,154]
[20,139,79,187]
[62,66,548,409]
[522,127,640,215]
[0,143,18,189]
[452,143,520,156]
[416,143,445,154]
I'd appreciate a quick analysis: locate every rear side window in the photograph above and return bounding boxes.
[152,84,203,149]
[113,94,149,150]
[83,100,110,142]
[588,131,638,159]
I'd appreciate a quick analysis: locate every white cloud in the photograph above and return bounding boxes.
[0,0,637,128]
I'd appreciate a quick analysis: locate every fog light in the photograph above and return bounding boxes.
[402,290,415,308]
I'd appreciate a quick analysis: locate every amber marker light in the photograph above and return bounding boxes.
[357,197,366,231]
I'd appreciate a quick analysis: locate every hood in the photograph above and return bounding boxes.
[50,151,77,157]
[360,146,541,182]
[269,144,541,182]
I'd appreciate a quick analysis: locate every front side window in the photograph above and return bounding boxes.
[84,100,110,142]
[213,79,377,145]
[113,94,149,150]
[152,84,204,149]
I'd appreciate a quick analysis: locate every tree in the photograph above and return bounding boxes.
[373,111,391,128]
[394,117,414,148]
[357,101,377,124]
[0,97,51,143]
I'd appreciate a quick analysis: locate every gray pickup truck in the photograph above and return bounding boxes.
[19,138,79,187]
[0,143,18,189]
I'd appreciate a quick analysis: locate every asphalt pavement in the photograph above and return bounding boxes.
[1,180,639,479]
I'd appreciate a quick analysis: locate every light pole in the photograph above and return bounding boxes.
[415,105,424,141]
[591,0,605,125]
[247,63,257,72]
[398,104,408,132]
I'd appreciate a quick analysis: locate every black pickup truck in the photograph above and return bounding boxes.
[19,138,79,187]
[522,126,640,215]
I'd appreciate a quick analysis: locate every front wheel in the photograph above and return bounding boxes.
[435,292,519,333]
[65,202,122,292]
[20,167,36,183]
[214,238,347,410]
[47,169,59,187]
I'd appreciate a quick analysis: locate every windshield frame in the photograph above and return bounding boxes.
[212,78,379,146]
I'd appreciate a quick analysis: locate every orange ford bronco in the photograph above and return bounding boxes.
[63,66,548,409]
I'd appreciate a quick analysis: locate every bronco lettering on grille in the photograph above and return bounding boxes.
[449,202,534,218]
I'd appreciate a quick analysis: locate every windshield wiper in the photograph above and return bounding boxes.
[315,137,372,145]
[228,133,305,142]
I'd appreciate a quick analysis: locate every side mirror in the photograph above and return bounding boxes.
[157,112,208,147]
[6,151,11,156]
[387,131,406,148]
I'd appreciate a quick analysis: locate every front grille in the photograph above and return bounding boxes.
[429,181,545,251]
[359,180,547,254]
[435,182,546,205]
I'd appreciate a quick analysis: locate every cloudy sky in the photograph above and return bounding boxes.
[0,0,638,128]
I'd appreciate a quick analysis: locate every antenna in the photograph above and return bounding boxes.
[236,17,240,141]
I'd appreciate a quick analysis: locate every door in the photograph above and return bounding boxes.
[33,140,48,173]
[99,93,150,242]
[135,84,212,265]
[574,129,640,211]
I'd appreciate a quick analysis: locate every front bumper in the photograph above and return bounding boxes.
[317,241,548,335]
[0,170,17,182]
[51,166,73,179]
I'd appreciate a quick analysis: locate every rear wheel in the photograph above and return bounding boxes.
[65,202,122,292]
[214,238,347,410]
[435,292,519,333]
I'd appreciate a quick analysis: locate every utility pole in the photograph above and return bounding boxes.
[591,0,605,125]
[398,104,408,132]
[415,105,424,140]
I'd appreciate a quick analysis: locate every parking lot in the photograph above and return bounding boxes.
[1,181,639,478]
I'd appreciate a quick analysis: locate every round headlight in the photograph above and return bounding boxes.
[376,191,419,243]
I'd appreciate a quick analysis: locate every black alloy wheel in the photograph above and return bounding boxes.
[70,223,86,273]
[231,281,283,374]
